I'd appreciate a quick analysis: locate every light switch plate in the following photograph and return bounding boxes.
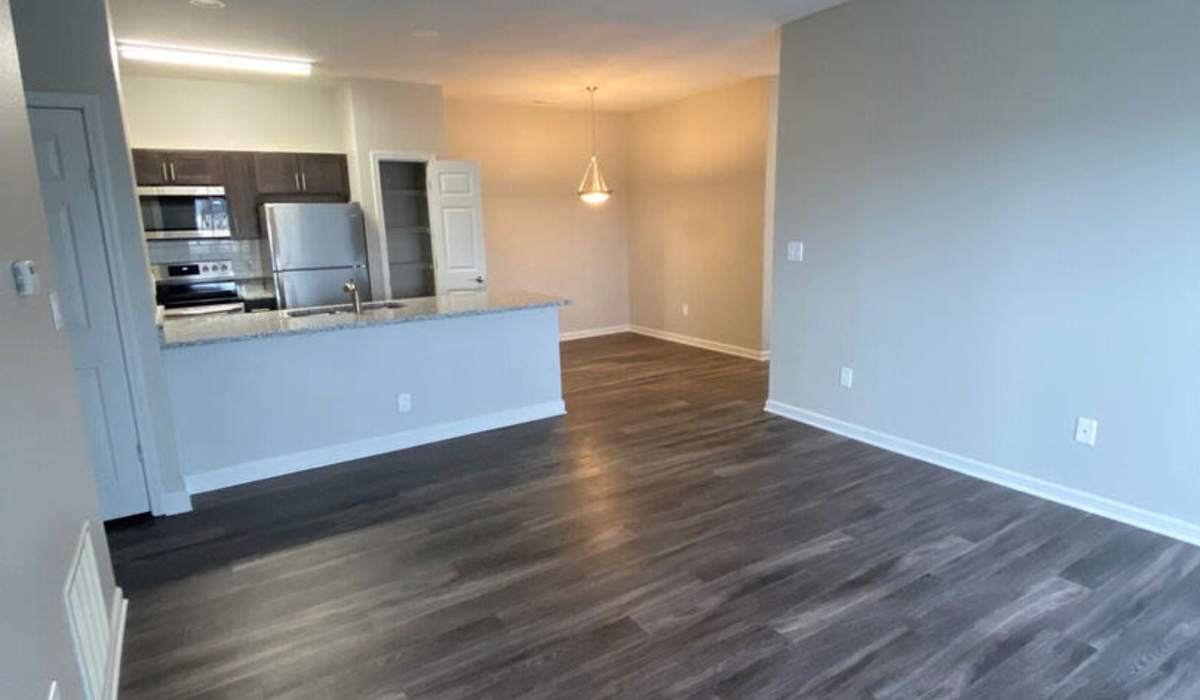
[49,291,64,331]
[397,393,412,413]
[786,241,805,262]
[840,367,854,388]
[1074,417,1098,446]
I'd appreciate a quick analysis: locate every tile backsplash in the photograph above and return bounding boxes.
[147,239,267,278]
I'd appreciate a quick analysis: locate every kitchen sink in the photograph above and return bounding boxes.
[286,304,353,318]
[285,301,406,318]
[362,301,407,311]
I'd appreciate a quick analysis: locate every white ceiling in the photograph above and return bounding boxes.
[108,0,847,111]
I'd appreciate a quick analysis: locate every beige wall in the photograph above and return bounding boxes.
[121,73,344,151]
[629,78,771,352]
[444,99,631,334]
[339,78,446,298]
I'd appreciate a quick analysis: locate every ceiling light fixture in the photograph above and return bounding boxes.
[188,0,226,8]
[577,86,612,206]
[116,42,313,76]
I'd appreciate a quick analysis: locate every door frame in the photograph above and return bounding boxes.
[368,149,436,296]
[27,92,171,516]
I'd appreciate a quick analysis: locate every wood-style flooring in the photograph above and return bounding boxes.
[108,333,1200,699]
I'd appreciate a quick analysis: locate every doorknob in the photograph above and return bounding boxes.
[474,276,484,284]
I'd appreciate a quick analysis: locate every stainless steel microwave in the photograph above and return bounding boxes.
[138,185,231,240]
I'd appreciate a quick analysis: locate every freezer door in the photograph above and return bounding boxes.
[264,203,367,271]
[274,266,371,309]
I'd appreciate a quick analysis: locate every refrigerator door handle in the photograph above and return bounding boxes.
[272,272,287,310]
[271,264,368,273]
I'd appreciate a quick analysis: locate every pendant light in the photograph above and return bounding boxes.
[577,86,613,205]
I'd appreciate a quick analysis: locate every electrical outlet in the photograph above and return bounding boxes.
[397,393,412,413]
[1074,417,1098,446]
[787,241,805,262]
[682,303,690,317]
[840,367,854,388]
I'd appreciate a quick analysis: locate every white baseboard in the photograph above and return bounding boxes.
[103,587,127,700]
[559,324,631,342]
[764,399,1200,548]
[155,490,193,516]
[185,400,566,495]
[630,325,770,362]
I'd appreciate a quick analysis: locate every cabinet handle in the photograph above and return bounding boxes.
[161,162,169,181]
[168,162,176,182]
[300,172,308,191]
[294,172,301,190]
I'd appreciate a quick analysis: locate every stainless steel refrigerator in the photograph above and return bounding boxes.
[263,202,371,309]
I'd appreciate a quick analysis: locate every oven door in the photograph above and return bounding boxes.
[161,302,245,319]
[139,186,231,240]
[157,281,243,317]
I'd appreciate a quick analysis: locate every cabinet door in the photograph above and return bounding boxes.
[298,154,348,195]
[131,149,170,185]
[253,152,302,194]
[165,151,223,185]
[222,153,260,239]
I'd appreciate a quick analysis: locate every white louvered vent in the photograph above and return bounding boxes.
[64,522,111,700]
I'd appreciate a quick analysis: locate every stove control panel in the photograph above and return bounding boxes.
[155,260,234,280]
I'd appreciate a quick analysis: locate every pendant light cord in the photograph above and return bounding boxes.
[588,86,598,157]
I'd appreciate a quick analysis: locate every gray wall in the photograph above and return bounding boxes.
[12,0,189,508]
[164,308,563,490]
[0,1,113,696]
[770,0,1200,529]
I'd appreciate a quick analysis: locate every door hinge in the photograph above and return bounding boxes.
[87,167,97,191]
[136,442,145,464]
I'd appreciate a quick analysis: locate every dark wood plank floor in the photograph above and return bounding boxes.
[108,333,1200,699]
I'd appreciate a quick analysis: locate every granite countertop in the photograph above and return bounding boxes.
[160,290,568,349]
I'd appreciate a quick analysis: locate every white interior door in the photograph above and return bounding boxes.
[29,106,149,520]
[427,160,487,292]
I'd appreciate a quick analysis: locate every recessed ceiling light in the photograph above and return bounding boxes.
[411,29,440,40]
[117,42,313,76]
[189,0,226,8]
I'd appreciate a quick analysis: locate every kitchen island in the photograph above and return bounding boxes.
[160,290,568,494]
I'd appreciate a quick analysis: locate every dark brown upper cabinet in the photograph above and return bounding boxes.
[221,153,261,240]
[132,150,171,185]
[132,148,351,239]
[166,152,223,185]
[131,149,223,186]
[252,153,302,194]
[253,152,349,196]
[298,154,349,195]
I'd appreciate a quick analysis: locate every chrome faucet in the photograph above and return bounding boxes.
[344,279,362,314]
